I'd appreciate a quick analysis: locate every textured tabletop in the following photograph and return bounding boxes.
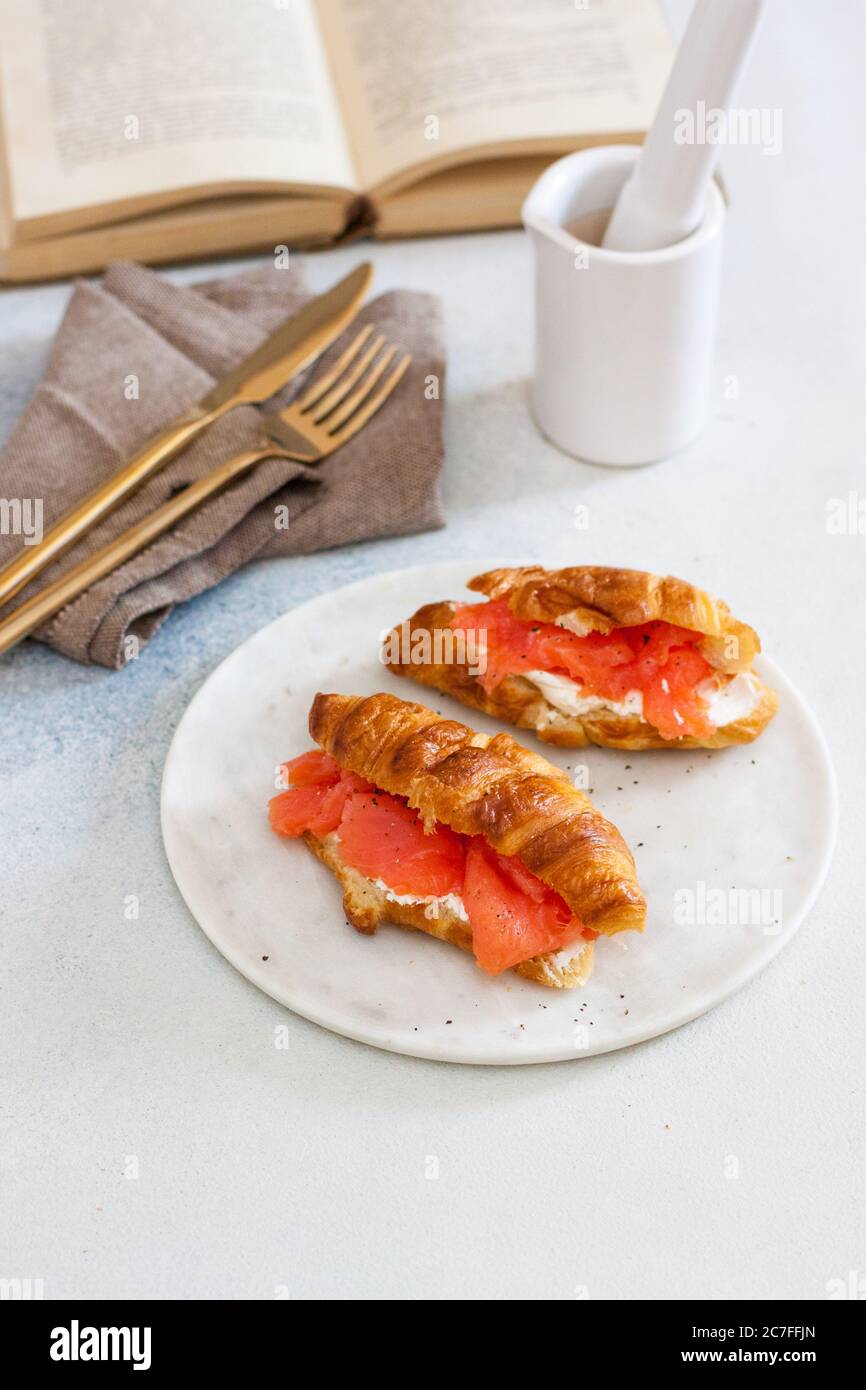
[1,0,863,1300]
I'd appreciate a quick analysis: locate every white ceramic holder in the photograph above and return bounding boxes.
[523,145,725,467]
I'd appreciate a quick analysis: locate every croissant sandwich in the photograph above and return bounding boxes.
[269,691,646,988]
[383,566,779,751]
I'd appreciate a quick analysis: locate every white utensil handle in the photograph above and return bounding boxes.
[603,0,767,252]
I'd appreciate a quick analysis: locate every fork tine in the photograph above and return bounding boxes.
[296,325,374,410]
[324,345,400,432]
[309,333,386,422]
[328,354,412,445]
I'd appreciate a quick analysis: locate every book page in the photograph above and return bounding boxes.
[0,0,358,234]
[316,0,673,193]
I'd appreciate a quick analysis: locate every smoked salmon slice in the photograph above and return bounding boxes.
[269,752,464,897]
[268,750,372,838]
[336,790,465,898]
[451,597,716,740]
[268,748,593,972]
[280,750,342,786]
[463,838,588,975]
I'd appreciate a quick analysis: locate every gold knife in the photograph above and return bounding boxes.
[0,261,373,608]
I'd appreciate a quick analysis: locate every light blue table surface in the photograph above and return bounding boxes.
[1,0,864,1300]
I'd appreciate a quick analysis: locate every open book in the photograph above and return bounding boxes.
[0,0,672,282]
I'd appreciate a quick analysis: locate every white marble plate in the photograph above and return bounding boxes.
[161,561,836,1065]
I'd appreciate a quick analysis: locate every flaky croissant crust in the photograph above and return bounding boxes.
[469,565,760,673]
[309,691,646,936]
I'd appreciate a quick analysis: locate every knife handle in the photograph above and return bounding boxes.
[0,400,224,608]
[0,445,273,657]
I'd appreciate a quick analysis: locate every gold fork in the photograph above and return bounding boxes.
[0,330,411,657]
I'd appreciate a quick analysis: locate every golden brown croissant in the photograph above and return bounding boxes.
[384,566,778,751]
[269,691,647,989]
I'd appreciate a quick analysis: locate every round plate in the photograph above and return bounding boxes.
[161,561,836,1065]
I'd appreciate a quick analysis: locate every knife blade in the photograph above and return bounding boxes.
[201,261,373,408]
[0,262,373,609]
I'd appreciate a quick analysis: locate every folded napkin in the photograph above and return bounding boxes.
[0,260,445,667]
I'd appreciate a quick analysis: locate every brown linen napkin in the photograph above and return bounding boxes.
[0,260,445,668]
